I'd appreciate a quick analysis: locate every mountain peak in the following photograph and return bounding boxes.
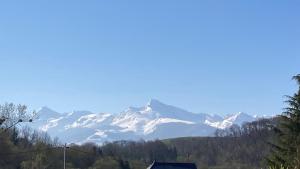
[37,106,60,115]
[224,112,255,126]
[38,106,54,112]
[37,106,60,119]
[147,99,165,108]
[230,112,253,118]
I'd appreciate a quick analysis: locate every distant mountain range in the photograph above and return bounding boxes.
[28,99,259,144]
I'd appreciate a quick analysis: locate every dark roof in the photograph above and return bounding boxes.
[147,162,197,169]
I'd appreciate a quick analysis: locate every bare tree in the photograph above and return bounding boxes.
[0,103,35,130]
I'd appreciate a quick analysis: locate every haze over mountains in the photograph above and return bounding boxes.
[29,99,257,144]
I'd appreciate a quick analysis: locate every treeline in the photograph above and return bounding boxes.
[99,118,277,169]
[0,117,277,169]
[0,125,175,169]
[165,118,278,169]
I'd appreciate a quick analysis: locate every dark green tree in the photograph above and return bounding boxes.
[268,74,300,168]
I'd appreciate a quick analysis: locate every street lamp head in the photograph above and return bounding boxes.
[18,119,23,122]
[0,119,5,125]
[29,119,33,122]
[0,116,6,125]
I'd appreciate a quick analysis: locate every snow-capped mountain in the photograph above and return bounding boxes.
[28,99,257,144]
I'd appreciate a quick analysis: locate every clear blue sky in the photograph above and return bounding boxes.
[0,0,299,116]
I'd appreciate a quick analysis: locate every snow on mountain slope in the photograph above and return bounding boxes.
[144,122,217,140]
[28,107,62,131]
[225,112,256,126]
[205,112,256,129]
[144,118,195,135]
[28,99,258,144]
[65,113,112,129]
[145,99,208,122]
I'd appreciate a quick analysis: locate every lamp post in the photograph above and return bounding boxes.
[64,143,66,169]
[63,143,70,169]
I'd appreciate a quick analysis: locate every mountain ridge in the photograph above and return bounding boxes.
[30,99,258,144]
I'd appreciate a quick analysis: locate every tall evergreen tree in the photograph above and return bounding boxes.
[268,74,300,169]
